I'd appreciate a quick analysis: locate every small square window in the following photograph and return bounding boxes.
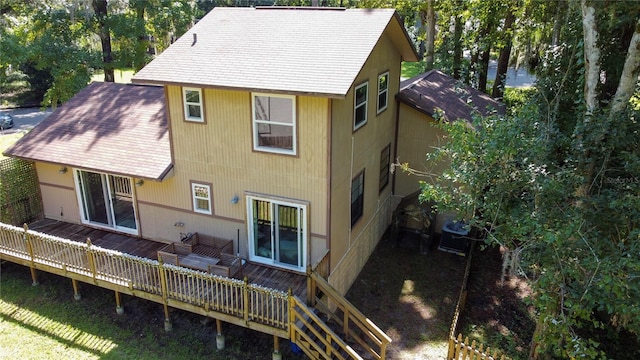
[379,144,391,192]
[183,87,203,122]
[351,170,365,227]
[191,182,212,215]
[353,82,368,130]
[377,72,389,114]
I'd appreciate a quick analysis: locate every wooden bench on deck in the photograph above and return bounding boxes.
[158,233,242,278]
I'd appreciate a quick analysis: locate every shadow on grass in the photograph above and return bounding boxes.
[344,232,468,359]
[0,262,301,360]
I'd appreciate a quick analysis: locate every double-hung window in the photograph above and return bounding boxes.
[252,93,296,155]
[353,82,368,130]
[183,87,203,122]
[377,72,389,114]
[351,170,365,227]
[191,182,212,215]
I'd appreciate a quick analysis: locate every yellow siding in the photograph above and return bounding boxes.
[136,86,330,262]
[395,104,449,197]
[36,162,80,223]
[329,32,402,293]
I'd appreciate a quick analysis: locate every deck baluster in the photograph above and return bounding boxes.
[23,224,38,286]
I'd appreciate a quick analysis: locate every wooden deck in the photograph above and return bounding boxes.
[28,219,307,298]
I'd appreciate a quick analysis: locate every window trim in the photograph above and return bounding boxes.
[379,143,391,192]
[377,71,389,114]
[183,87,204,123]
[251,92,297,155]
[353,81,368,131]
[191,181,212,215]
[351,170,365,227]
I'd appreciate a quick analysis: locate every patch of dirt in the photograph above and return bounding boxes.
[458,246,536,359]
[344,233,535,359]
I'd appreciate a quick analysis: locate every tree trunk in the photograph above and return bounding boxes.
[423,0,436,71]
[477,15,495,93]
[492,8,516,98]
[581,0,600,114]
[92,0,114,82]
[132,0,148,72]
[608,17,640,116]
[452,9,463,79]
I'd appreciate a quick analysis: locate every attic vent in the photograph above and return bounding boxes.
[192,33,197,46]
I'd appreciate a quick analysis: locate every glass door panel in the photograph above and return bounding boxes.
[75,170,138,234]
[253,199,273,259]
[78,171,109,225]
[109,176,136,230]
[276,204,300,267]
[247,196,306,271]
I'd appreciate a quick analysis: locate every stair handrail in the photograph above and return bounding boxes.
[290,295,363,360]
[308,271,392,360]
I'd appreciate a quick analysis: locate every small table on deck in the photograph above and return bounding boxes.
[180,253,220,272]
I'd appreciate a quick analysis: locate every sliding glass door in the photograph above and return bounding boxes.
[75,169,138,234]
[247,196,306,272]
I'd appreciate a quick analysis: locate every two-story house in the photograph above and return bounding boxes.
[5,6,418,296]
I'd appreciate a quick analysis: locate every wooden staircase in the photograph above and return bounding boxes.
[289,271,391,359]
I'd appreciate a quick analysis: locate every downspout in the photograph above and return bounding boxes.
[348,135,354,247]
[392,97,401,195]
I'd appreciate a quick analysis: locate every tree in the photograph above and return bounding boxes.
[92,0,114,82]
[419,1,640,358]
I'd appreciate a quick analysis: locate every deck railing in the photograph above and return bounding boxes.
[0,223,289,336]
[308,271,391,360]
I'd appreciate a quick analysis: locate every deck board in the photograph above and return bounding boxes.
[28,219,307,299]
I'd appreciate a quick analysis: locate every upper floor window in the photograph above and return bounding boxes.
[191,182,212,215]
[252,93,296,155]
[183,87,203,122]
[351,170,365,227]
[377,72,389,114]
[379,143,391,192]
[353,82,368,131]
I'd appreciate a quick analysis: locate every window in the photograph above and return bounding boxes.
[252,93,296,154]
[74,170,138,235]
[353,82,368,130]
[247,196,307,272]
[377,72,389,114]
[351,170,365,227]
[379,144,391,192]
[183,87,203,122]
[191,182,212,215]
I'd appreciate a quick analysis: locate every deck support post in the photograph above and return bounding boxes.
[115,291,124,315]
[24,224,39,286]
[157,258,172,331]
[72,279,81,300]
[215,319,225,350]
[272,336,282,360]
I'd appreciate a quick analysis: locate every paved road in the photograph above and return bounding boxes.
[0,107,52,134]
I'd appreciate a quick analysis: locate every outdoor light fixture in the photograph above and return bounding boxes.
[230,195,239,204]
[135,179,144,187]
[58,166,68,174]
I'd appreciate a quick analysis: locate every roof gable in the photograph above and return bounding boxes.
[4,82,172,180]
[133,7,418,98]
[397,70,505,123]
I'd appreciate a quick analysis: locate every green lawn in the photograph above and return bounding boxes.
[0,264,294,360]
[91,69,136,84]
[0,133,24,159]
[401,60,426,80]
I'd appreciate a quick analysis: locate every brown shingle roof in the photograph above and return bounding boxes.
[4,82,172,180]
[132,7,418,98]
[397,70,505,123]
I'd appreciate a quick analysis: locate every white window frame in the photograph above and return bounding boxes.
[183,87,203,122]
[252,93,297,155]
[246,195,307,272]
[353,82,368,131]
[377,71,389,114]
[191,182,212,215]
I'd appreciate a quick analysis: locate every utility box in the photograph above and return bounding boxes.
[438,220,470,256]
